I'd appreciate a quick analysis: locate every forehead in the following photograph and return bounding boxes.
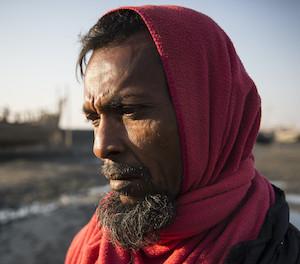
[84,31,169,106]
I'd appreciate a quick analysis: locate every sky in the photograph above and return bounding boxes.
[0,0,299,130]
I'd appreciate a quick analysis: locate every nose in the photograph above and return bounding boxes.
[93,114,124,159]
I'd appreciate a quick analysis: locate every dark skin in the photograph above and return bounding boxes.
[83,31,183,204]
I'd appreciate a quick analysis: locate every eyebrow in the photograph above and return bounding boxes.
[82,105,96,116]
[83,92,151,113]
[82,96,127,118]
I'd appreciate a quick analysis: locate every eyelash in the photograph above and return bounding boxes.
[85,114,100,126]
[86,105,143,126]
[120,105,142,116]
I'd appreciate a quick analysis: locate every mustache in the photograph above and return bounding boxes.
[100,162,150,180]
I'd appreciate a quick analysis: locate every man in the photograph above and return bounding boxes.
[66,5,300,264]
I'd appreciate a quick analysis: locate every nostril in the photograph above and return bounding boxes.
[93,139,123,159]
[109,150,120,156]
[105,148,121,159]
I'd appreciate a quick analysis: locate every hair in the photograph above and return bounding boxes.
[77,9,147,78]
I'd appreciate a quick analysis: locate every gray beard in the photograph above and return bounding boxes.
[97,192,176,249]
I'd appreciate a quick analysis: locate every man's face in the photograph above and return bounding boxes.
[83,31,183,204]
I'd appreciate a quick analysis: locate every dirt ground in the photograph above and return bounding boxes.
[0,203,96,264]
[0,141,299,210]
[0,141,299,263]
[0,142,108,209]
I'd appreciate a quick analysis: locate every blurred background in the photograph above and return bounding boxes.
[0,0,299,263]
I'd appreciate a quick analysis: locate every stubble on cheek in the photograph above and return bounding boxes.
[120,113,182,198]
[134,119,182,193]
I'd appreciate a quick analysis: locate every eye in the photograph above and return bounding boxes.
[86,113,100,127]
[122,105,140,114]
[120,105,143,118]
[92,119,100,127]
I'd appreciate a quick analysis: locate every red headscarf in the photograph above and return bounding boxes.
[65,5,274,264]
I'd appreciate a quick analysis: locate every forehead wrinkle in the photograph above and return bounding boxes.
[93,89,117,113]
[85,32,164,115]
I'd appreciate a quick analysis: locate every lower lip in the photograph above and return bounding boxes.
[110,178,144,194]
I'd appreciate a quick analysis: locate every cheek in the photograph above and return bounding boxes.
[126,120,161,151]
[126,120,181,166]
[125,120,183,195]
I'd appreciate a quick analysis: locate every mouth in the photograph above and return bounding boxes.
[100,162,152,200]
[108,174,151,200]
[109,177,143,193]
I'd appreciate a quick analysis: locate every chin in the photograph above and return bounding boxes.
[97,191,176,249]
[119,194,139,205]
[112,184,154,205]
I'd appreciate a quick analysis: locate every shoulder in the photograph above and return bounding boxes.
[224,186,300,264]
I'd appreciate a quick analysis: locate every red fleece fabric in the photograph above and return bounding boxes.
[65,5,275,264]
